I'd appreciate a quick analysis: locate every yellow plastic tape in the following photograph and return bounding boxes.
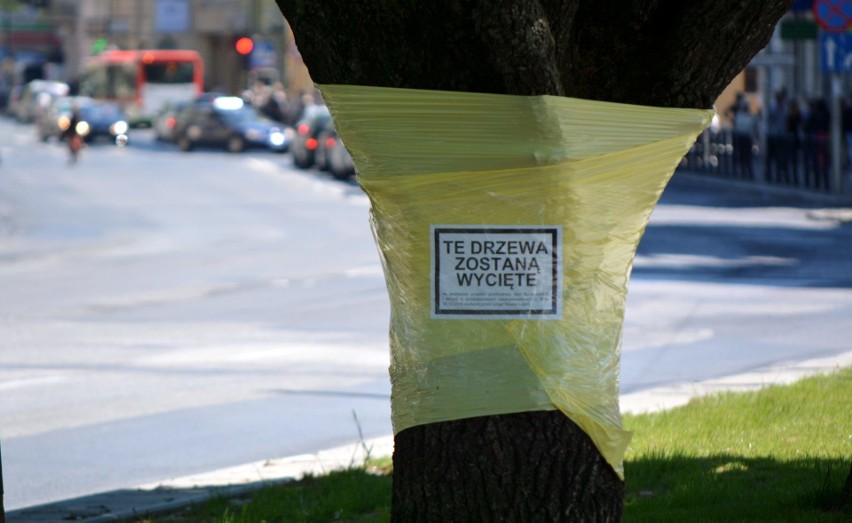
[320,84,712,478]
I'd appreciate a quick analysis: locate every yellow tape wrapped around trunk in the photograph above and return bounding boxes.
[320,84,712,478]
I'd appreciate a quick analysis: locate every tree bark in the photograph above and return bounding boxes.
[276,1,792,520]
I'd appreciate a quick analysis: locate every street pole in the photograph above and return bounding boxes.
[1,439,6,523]
[831,74,844,194]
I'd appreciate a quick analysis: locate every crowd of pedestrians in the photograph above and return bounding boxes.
[683,88,849,193]
[240,80,320,128]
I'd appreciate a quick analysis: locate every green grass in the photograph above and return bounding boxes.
[154,465,392,522]
[148,368,851,522]
[622,366,851,522]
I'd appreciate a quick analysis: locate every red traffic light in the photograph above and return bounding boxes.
[235,37,254,55]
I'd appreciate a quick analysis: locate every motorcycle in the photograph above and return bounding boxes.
[61,109,128,164]
[68,130,84,163]
[61,115,87,164]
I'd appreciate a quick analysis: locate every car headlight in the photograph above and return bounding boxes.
[75,121,90,136]
[269,131,285,146]
[111,120,128,135]
[58,115,70,130]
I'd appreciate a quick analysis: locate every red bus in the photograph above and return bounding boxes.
[80,49,204,126]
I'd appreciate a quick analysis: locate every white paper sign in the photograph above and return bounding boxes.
[431,225,563,319]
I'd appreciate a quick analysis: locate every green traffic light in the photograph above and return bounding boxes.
[92,38,108,54]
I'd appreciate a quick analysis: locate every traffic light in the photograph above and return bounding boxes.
[235,37,254,56]
[234,36,254,69]
[91,38,108,55]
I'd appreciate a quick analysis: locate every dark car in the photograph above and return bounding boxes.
[152,100,189,142]
[316,128,355,180]
[290,105,333,168]
[175,96,290,153]
[74,101,130,145]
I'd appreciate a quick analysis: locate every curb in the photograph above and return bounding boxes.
[5,437,394,523]
[6,350,850,522]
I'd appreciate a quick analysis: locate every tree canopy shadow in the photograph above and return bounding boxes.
[623,453,851,522]
[635,174,852,289]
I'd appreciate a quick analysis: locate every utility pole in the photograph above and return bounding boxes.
[1,439,6,523]
[831,73,844,194]
[814,0,851,194]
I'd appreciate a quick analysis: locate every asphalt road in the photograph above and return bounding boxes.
[0,119,850,510]
[0,121,392,509]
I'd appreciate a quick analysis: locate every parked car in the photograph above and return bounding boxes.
[72,101,130,146]
[174,96,290,153]
[153,100,189,142]
[290,105,333,168]
[316,128,355,180]
[14,80,69,123]
[194,91,227,104]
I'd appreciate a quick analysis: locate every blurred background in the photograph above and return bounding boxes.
[1,0,313,105]
[1,0,851,194]
[0,1,837,121]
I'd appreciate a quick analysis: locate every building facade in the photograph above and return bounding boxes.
[46,0,312,96]
[0,1,845,122]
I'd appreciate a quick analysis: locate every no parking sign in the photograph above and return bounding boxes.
[814,0,852,32]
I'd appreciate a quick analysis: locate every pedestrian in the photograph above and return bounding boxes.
[803,98,831,190]
[766,89,788,184]
[61,102,85,165]
[732,98,757,179]
[724,92,745,124]
[784,99,803,186]
[260,82,289,123]
[843,95,852,171]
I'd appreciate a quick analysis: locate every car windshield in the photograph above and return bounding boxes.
[81,104,123,120]
[56,97,90,114]
[218,107,264,126]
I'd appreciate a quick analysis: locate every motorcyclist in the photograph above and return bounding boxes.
[62,103,84,164]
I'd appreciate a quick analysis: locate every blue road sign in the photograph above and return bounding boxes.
[820,31,852,72]
[250,40,277,70]
[814,0,852,32]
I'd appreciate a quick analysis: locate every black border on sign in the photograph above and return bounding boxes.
[433,227,560,316]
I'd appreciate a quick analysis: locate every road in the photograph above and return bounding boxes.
[624,178,852,391]
[1,118,850,510]
[0,121,392,510]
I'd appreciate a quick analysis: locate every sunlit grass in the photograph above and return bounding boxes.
[622,366,851,522]
[155,467,391,522]
[147,367,851,522]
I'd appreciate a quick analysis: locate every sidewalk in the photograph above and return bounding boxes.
[674,162,852,207]
[6,349,850,523]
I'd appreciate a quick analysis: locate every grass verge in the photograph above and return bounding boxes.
[622,365,851,522]
[147,367,851,522]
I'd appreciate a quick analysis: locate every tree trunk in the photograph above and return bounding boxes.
[277,1,792,520]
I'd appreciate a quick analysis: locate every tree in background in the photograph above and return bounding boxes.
[276,1,792,520]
